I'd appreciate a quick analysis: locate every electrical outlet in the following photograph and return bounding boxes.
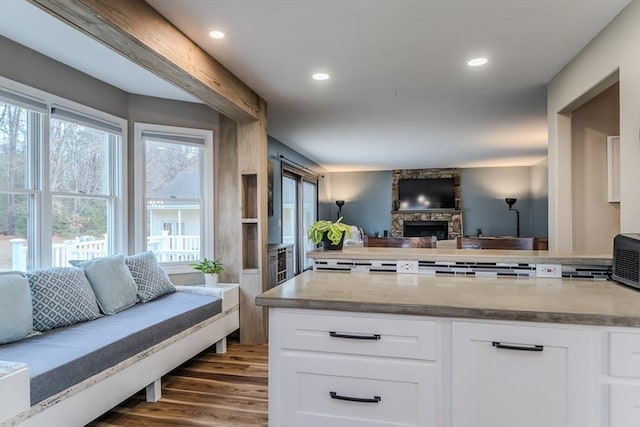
[536,264,562,278]
[397,260,419,273]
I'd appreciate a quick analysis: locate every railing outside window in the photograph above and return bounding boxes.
[10,233,201,269]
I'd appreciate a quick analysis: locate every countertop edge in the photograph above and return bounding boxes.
[255,296,640,328]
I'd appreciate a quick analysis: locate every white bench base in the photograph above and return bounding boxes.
[0,362,29,422]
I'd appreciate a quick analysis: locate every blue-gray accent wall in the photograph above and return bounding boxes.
[325,171,393,237]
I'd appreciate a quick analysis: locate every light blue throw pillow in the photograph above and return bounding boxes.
[0,272,33,344]
[74,254,139,315]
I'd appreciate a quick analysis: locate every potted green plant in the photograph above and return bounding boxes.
[307,217,352,250]
[191,258,224,287]
[475,227,483,237]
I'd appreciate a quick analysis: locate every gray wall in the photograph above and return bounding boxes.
[267,136,326,244]
[0,35,128,118]
[321,165,548,238]
[531,159,549,237]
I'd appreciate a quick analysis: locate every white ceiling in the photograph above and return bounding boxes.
[1,0,632,172]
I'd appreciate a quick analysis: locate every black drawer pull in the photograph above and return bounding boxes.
[329,331,381,340]
[330,391,381,403]
[492,341,544,352]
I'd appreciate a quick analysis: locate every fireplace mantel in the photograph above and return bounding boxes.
[391,169,463,239]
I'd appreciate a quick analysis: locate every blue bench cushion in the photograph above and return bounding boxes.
[0,291,221,405]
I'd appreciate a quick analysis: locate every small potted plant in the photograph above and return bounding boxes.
[475,227,483,237]
[307,217,352,250]
[191,258,224,287]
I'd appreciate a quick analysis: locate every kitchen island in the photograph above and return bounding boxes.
[257,271,640,427]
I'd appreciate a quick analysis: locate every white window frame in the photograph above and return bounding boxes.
[134,122,214,274]
[0,76,127,269]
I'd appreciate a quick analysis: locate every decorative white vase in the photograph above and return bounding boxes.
[204,273,219,287]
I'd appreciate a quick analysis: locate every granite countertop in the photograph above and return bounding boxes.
[256,271,640,327]
[307,247,612,265]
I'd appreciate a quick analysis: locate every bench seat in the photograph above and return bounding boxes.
[0,291,221,405]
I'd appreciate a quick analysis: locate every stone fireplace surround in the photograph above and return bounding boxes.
[391,168,463,239]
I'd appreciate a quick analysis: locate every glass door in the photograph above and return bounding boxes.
[282,174,298,273]
[302,180,317,270]
[281,169,318,274]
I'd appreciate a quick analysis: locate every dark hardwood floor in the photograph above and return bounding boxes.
[88,340,268,427]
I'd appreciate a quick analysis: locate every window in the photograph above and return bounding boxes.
[0,78,126,271]
[134,123,213,268]
[0,90,42,271]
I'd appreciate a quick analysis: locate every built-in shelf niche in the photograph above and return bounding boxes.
[242,222,259,270]
[241,173,259,270]
[242,174,258,219]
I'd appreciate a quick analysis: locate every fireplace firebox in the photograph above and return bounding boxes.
[403,221,448,240]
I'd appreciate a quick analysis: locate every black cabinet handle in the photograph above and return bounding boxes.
[492,341,544,352]
[329,331,381,340]
[330,391,381,403]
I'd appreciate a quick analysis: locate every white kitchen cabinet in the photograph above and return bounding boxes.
[269,308,439,427]
[268,308,606,427]
[607,332,640,426]
[610,384,640,427]
[451,321,595,427]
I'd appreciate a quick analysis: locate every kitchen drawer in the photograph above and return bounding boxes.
[277,310,436,360]
[610,332,640,378]
[280,353,436,427]
[451,321,593,427]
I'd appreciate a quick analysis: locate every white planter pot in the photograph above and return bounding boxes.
[204,273,219,287]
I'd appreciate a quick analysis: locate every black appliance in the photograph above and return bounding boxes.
[612,233,640,289]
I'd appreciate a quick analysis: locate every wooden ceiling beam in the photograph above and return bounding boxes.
[27,0,263,122]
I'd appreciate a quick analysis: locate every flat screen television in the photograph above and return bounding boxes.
[398,178,455,210]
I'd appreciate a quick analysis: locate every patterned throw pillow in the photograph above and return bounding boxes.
[125,251,176,303]
[27,267,101,332]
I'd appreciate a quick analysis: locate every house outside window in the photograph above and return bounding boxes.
[134,123,214,269]
[0,78,126,271]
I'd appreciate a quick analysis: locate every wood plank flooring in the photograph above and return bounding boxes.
[88,341,268,427]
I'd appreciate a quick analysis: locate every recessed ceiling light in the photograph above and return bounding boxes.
[312,72,330,81]
[209,30,225,39]
[467,57,488,67]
